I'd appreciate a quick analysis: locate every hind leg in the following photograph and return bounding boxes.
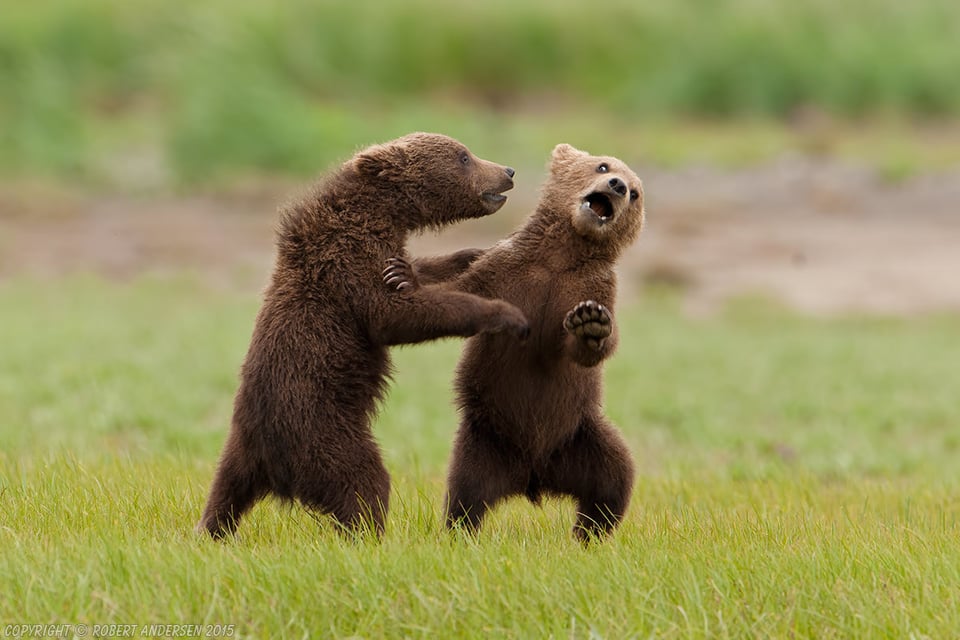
[198,438,267,539]
[541,415,635,542]
[445,417,527,533]
[299,440,391,539]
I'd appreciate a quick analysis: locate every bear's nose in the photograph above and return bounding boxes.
[505,167,516,179]
[608,177,627,196]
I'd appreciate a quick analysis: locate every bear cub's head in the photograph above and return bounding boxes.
[353,132,515,228]
[545,143,645,246]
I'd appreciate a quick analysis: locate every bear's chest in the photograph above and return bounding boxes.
[503,264,561,315]
[511,263,592,312]
[503,264,588,355]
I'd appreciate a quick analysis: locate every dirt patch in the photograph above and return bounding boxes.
[628,157,960,315]
[2,157,958,315]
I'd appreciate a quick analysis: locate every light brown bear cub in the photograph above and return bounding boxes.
[198,133,529,540]
[386,143,645,541]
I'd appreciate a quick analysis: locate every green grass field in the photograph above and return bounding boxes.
[3,0,959,184]
[1,276,958,637]
[3,1,958,636]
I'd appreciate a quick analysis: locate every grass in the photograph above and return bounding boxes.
[2,0,960,183]
[1,276,959,637]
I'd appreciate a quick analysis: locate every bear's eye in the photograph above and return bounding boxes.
[597,163,609,173]
[459,151,470,166]
[630,189,639,201]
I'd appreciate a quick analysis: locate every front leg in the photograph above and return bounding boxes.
[410,248,485,285]
[563,300,618,367]
[372,268,528,345]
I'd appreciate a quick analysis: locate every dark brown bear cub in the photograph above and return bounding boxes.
[198,133,528,539]
[388,143,644,541]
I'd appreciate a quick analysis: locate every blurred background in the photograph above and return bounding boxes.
[1,0,959,312]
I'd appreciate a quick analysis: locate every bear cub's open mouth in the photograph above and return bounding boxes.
[482,192,508,206]
[481,191,510,214]
[581,192,614,223]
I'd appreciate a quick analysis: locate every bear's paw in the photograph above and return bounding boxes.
[563,300,612,349]
[383,257,418,293]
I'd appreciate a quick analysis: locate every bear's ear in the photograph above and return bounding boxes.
[354,143,408,179]
[551,143,587,166]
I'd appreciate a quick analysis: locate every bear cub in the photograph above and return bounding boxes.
[388,143,645,541]
[198,133,529,539]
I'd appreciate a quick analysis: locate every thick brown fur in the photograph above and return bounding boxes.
[388,143,645,542]
[198,133,529,539]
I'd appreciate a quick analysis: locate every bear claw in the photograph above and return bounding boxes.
[383,257,418,292]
